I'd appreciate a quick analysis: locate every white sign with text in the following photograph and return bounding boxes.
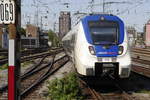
[0,0,15,24]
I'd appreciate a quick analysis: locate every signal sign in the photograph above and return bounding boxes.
[0,0,15,24]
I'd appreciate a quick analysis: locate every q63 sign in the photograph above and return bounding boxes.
[0,0,15,24]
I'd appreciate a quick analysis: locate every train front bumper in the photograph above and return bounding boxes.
[76,57,131,78]
[76,58,119,76]
[76,49,131,78]
[77,63,131,78]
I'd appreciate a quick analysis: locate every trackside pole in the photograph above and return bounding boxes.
[8,0,21,100]
[0,28,2,48]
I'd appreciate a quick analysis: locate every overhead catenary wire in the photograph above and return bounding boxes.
[117,0,148,15]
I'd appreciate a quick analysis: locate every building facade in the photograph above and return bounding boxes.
[145,20,150,46]
[0,25,9,49]
[59,11,71,39]
[0,25,3,48]
[126,26,137,46]
[26,24,40,37]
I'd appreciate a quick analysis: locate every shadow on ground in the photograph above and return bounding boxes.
[81,72,150,93]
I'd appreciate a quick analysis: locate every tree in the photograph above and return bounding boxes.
[48,30,60,47]
[19,27,26,36]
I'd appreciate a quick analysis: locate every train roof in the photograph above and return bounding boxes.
[89,12,114,16]
[81,14,123,23]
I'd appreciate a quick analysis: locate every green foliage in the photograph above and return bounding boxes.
[47,73,84,100]
[19,27,26,36]
[137,90,150,94]
[48,30,60,47]
[0,63,8,70]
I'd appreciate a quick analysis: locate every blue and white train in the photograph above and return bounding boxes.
[62,14,131,78]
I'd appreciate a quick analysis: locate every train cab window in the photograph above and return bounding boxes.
[89,21,119,45]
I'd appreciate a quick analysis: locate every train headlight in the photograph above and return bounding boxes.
[118,46,124,55]
[88,46,96,55]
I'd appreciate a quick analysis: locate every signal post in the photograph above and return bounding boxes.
[1,0,21,99]
[7,0,21,100]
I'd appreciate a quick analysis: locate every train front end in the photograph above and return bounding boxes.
[76,14,131,78]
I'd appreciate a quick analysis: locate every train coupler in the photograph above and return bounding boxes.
[95,62,119,77]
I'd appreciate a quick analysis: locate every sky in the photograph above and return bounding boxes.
[21,0,150,32]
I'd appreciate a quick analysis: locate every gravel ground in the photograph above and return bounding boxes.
[34,53,74,100]
[0,69,8,88]
[132,93,150,100]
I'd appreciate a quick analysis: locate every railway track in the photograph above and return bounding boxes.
[107,75,133,100]
[79,79,104,100]
[0,58,8,65]
[132,65,150,78]
[0,52,7,56]
[131,50,150,78]
[0,51,49,65]
[132,57,150,65]
[0,54,51,93]
[0,48,63,65]
[80,75,133,100]
[0,51,68,100]
[131,47,150,78]
[0,48,48,56]
[0,47,59,56]
[132,48,150,60]
[131,48,150,53]
[0,55,50,99]
[21,55,69,100]
[0,49,7,53]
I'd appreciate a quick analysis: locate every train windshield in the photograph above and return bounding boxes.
[89,21,118,45]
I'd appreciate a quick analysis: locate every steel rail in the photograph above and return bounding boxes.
[0,48,63,65]
[132,65,150,78]
[0,54,50,94]
[79,79,104,100]
[0,49,63,94]
[132,57,150,65]
[132,48,150,52]
[108,74,133,100]
[21,55,69,98]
